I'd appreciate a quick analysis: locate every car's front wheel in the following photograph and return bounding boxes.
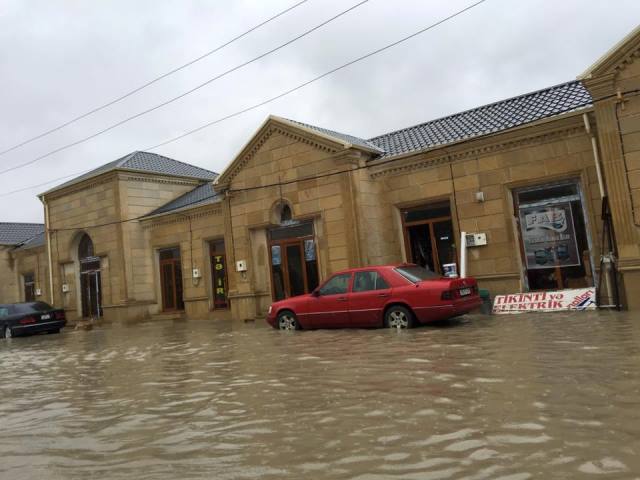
[277,310,299,331]
[384,305,414,329]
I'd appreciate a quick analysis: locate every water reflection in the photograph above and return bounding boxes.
[1,311,640,479]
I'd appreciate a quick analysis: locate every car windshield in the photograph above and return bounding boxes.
[14,302,52,314]
[395,265,440,283]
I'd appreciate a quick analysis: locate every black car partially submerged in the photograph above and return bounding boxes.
[0,302,66,339]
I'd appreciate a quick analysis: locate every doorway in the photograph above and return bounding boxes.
[159,247,184,311]
[401,202,458,276]
[23,273,35,302]
[514,181,594,291]
[269,221,319,301]
[78,234,102,318]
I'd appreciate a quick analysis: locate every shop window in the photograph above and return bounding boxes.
[23,273,35,302]
[514,181,593,291]
[402,202,457,276]
[210,240,229,309]
[159,247,184,311]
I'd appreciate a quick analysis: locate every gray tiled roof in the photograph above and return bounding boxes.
[46,151,218,194]
[367,81,592,157]
[280,117,383,153]
[147,183,221,217]
[0,223,44,246]
[14,231,45,250]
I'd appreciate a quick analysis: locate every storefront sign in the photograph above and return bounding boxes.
[519,202,580,270]
[212,255,228,309]
[492,288,596,314]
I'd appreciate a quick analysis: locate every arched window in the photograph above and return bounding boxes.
[78,234,95,260]
[280,204,292,224]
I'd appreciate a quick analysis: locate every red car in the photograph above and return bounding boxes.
[267,264,481,330]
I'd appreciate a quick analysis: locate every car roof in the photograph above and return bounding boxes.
[330,264,415,276]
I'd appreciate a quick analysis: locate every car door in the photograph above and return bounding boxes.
[348,270,392,327]
[307,273,352,328]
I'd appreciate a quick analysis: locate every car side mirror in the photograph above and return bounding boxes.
[312,289,320,297]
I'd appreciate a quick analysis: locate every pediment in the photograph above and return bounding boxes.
[580,25,640,80]
[215,116,376,188]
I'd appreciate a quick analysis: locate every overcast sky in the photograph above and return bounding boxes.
[1,0,639,223]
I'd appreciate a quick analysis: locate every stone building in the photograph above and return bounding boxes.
[2,24,640,321]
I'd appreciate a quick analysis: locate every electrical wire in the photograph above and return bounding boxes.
[0,0,369,176]
[0,0,310,157]
[0,169,93,198]
[8,0,489,204]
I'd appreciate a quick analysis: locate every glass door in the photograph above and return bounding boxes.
[269,221,319,301]
[159,247,184,311]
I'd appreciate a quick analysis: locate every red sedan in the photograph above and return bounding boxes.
[267,264,481,330]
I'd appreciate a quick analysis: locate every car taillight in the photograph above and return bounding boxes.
[54,311,65,320]
[20,316,37,325]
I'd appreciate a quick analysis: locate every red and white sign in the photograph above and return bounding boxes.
[493,288,596,314]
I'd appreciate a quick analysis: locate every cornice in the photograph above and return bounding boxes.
[44,174,116,201]
[142,206,222,229]
[120,175,202,187]
[369,123,585,179]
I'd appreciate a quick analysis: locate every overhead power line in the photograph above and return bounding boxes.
[6,0,487,203]
[0,169,93,198]
[0,0,369,177]
[40,0,488,233]
[146,0,487,150]
[0,0,310,157]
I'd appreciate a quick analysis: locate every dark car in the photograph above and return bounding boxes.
[0,302,67,339]
[267,264,481,330]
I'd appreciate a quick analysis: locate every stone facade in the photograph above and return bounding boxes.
[3,25,640,322]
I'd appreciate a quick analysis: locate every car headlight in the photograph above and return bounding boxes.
[268,305,272,314]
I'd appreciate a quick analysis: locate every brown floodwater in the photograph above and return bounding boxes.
[1,311,640,479]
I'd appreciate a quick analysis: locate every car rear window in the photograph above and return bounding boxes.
[14,302,53,314]
[395,265,440,283]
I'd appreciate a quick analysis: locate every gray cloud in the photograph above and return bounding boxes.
[1,0,639,222]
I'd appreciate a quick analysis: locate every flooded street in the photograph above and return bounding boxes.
[1,312,640,479]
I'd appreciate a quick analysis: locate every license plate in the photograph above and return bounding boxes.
[41,314,51,320]
[459,288,471,296]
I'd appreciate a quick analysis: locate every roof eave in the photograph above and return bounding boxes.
[369,106,593,165]
[40,167,214,199]
[271,115,383,154]
[139,198,222,222]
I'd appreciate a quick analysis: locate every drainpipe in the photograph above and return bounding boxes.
[460,231,467,278]
[583,113,605,199]
[43,198,55,305]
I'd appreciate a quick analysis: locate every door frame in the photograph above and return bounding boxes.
[80,268,102,318]
[268,236,314,300]
[401,207,457,275]
[159,257,184,312]
[512,178,596,291]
